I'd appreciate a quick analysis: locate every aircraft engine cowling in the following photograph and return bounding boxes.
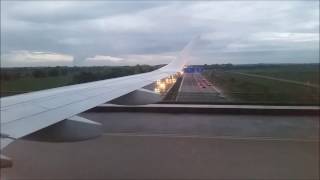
[22,116,102,142]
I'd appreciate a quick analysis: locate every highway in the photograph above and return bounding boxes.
[176,73,226,102]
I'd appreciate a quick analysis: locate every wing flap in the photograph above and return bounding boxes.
[34,94,85,109]
[1,103,47,123]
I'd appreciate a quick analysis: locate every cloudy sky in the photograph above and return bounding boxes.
[1,1,319,67]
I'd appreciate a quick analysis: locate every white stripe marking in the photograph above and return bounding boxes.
[102,133,319,142]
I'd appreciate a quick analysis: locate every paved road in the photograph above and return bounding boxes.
[176,73,226,102]
[2,112,318,179]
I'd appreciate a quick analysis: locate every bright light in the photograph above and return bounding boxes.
[154,88,160,93]
[154,75,178,95]
[159,83,166,89]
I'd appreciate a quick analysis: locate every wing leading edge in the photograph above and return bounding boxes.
[0,37,197,151]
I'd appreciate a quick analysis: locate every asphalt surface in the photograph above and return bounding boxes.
[2,112,319,179]
[176,73,227,102]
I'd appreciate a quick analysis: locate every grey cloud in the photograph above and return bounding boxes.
[4,1,164,23]
[1,1,319,67]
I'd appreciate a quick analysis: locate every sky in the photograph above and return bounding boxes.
[1,1,319,67]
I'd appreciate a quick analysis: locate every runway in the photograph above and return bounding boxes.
[176,73,226,102]
[2,111,318,179]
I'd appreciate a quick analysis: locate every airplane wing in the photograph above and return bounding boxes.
[0,38,197,159]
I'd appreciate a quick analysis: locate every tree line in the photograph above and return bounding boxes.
[1,65,164,84]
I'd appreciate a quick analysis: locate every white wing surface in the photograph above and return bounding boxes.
[0,38,196,151]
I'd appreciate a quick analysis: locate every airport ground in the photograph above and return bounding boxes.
[1,64,319,179]
[1,107,319,179]
[1,64,319,105]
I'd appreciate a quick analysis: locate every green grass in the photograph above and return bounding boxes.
[232,65,319,85]
[1,75,73,93]
[203,70,319,105]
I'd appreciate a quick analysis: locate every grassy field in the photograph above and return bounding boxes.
[1,75,73,95]
[203,67,319,105]
[231,64,319,85]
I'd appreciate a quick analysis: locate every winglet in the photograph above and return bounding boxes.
[160,35,200,72]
